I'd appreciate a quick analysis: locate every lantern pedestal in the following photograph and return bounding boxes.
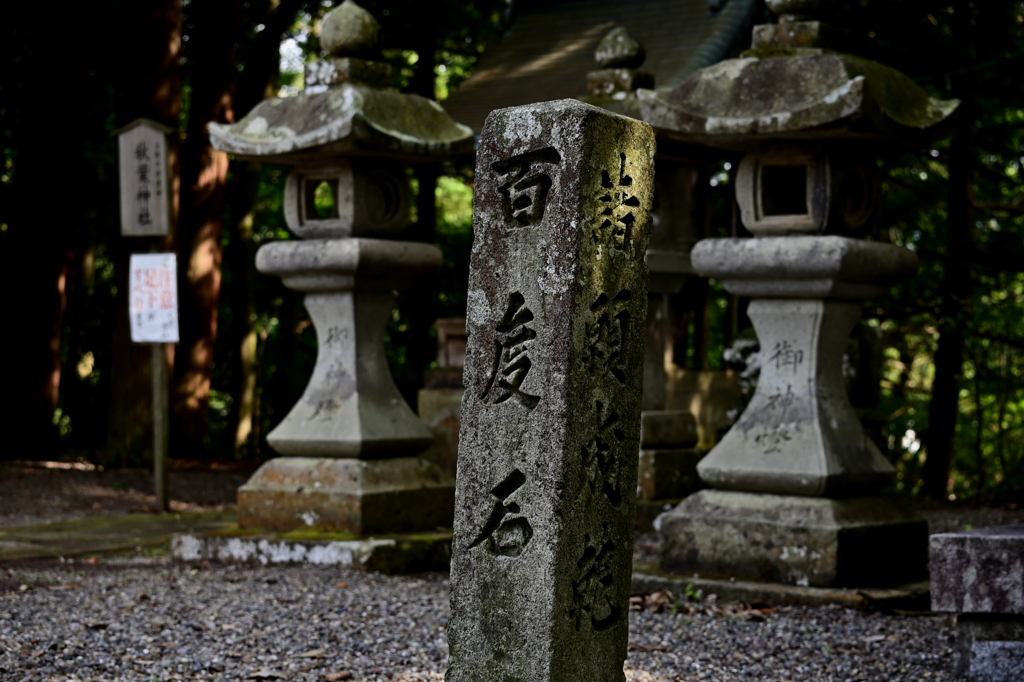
[657,489,928,588]
[237,237,453,533]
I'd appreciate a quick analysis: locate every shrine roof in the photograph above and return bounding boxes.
[441,0,759,133]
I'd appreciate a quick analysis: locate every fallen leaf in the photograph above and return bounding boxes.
[86,556,101,564]
[335,582,348,588]
[297,648,326,659]
[863,635,886,644]
[325,673,353,682]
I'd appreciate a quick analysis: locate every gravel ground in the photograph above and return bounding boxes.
[0,558,957,682]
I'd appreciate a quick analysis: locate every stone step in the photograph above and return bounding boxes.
[171,528,453,574]
[631,566,932,612]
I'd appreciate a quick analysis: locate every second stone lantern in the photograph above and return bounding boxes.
[640,0,958,586]
[210,0,474,534]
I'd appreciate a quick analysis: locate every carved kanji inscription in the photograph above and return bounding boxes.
[492,147,562,227]
[481,292,541,410]
[469,469,533,557]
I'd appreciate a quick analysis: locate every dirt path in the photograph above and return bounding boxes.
[0,463,250,529]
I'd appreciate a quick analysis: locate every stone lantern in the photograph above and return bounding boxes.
[209,0,474,534]
[639,0,958,586]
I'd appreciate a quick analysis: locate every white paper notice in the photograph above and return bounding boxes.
[129,253,180,343]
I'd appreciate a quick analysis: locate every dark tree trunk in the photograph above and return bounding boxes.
[104,0,183,466]
[921,0,975,498]
[226,162,261,456]
[171,0,241,457]
[0,3,103,459]
[394,35,440,408]
[223,0,305,456]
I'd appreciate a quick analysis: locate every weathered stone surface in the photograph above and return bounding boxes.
[697,299,894,496]
[954,615,1024,680]
[173,531,453,573]
[237,457,454,533]
[734,147,879,236]
[641,410,698,448]
[264,291,435,457]
[587,68,654,96]
[692,236,918,299]
[321,0,379,57]
[417,387,464,479]
[765,0,820,15]
[255,237,440,292]
[594,26,646,69]
[632,570,932,611]
[970,638,1024,682]
[931,525,1024,615]
[282,160,411,239]
[209,84,475,164]
[638,54,959,147]
[751,21,844,50]
[305,57,392,90]
[665,367,742,448]
[637,448,704,501]
[657,489,928,587]
[447,100,654,682]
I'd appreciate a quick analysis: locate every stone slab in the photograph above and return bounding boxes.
[657,489,928,587]
[171,530,452,574]
[637,448,704,501]
[447,99,655,682]
[631,568,931,612]
[417,387,464,478]
[970,640,1024,682]
[954,615,1024,680]
[0,511,237,561]
[640,410,698,448]
[931,524,1024,615]
[237,456,454,534]
[691,236,918,300]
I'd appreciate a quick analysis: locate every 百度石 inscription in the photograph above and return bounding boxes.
[447,99,655,682]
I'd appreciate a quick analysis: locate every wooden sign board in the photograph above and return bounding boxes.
[117,118,172,236]
[129,253,179,343]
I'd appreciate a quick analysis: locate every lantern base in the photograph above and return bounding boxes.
[657,489,927,588]
[238,456,455,534]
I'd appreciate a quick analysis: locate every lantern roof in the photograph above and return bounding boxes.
[637,0,959,149]
[209,1,474,164]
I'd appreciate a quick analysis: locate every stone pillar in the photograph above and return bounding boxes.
[447,100,654,682]
[932,525,1024,681]
[417,317,467,479]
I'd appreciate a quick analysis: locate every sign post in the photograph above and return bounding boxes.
[117,118,175,512]
[129,253,179,511]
